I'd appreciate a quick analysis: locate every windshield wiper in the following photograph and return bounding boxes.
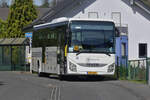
[76,49,111,56]
[76,50,89,56]
[76,50,84,56]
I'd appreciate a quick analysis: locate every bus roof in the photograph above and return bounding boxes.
[69,18,114,22]
[34,17,114,30]
[34,17,68,30]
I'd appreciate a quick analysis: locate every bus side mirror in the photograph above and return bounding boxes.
[115,28,120,37]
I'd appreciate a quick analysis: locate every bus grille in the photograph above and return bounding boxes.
[78,63,107,67]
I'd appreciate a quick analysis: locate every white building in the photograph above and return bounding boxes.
[31,0,150,60]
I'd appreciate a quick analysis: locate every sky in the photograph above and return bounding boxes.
[0,0,52,6]
[33,0,43,6]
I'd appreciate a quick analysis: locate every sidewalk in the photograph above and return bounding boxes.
[109,80,150,100]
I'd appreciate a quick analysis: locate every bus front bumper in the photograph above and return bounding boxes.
[65,71,115,76]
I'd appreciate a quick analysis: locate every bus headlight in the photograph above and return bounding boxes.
[107,64,115,72]
[69,62,77,72]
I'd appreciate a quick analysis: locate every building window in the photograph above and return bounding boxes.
[121,43,126,57]
[139,43,147,58]
[88,12,99,18]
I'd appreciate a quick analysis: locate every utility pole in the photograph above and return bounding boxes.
[148,58,150,86]
[146,57,150,85]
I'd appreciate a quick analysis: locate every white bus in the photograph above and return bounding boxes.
[32,17,118,78]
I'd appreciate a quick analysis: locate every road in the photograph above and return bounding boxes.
[0,71,150,100]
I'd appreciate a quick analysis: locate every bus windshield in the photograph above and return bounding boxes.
[69,21,115,53]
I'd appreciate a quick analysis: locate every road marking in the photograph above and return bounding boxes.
[55,87,58,100]
[50,87,55,100]
[50,86,61,100]
[50,87,54,100]
[47,84,53,88]
[58,87,61,100]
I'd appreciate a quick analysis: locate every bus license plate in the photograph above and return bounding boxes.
[87,72,98,75]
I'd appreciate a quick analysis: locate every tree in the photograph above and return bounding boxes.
[49,0,57,8]
[0,19,7,38]
[6,0,38,38]
[40,0,50,8]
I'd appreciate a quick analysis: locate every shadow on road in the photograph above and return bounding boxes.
[65,76,117,82]
[0,81,5,86]
[48,75,118,82]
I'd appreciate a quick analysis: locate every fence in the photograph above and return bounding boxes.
[116,56,150,83]
[0,46,30,71]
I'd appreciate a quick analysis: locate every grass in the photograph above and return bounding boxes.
[126,80,147,84]
[118,75,147,84]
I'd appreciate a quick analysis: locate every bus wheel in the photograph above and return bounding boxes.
[38,72,49,77]
[37,60,42,77]
[38,71,42,77]
[37,68,42,77]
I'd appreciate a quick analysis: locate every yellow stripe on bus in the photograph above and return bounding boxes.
[26,57,32,59]
[65,45,68,57]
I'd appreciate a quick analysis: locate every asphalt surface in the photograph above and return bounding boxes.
[0,71,150,100]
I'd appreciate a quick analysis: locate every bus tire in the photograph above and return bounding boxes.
[31,70,35,74]
[37,60,43,77]
[38,72,43,77]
